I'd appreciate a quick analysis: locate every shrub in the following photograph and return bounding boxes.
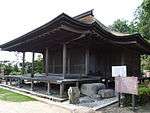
[123,83,150,106]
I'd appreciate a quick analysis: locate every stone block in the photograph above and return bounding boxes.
[81,83,105,96]
[98,89,115,98]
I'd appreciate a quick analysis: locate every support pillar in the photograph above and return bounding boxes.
[31,52,35,78]
[63,44,67,78]
[45,48,49,76]
[60,83,64,97]
[67,54,70,74]
[10,78,12,85]
[85,48,89,75]
[76,81,79,88]
[47,82,51,95]
[5,77,8,85]
[52,58,55,73]
[30,80,34,91]
[22,52,25,75]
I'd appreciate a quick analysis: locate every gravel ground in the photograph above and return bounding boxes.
[78,96,118,108]
[96,103,150,113]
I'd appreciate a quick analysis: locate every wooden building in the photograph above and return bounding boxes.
[0,10,150,97]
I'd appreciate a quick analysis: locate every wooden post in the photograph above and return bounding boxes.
[45,48,49,76]
[85,48,89,75]
[22,52,25,75]
[42,52,45,73]
[52,58,55,73]
[31,80,34,91]
[5,77,8,85]
[60,83,64,97]
[118,93,121,107]
[17,78,21,88]
[67,54,70,74]
[10,78,12,85]
[47,82,51,95]
[132,94,135,111]
[31,52,35,78]
[63,44,67,78]
[76,81,79,88]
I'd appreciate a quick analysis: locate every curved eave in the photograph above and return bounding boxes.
[0,13,91,50]
[92,22,150,54]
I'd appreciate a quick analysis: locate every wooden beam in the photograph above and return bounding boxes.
[65,30,91,44]
[63,44,67,78]
[60,25,85,34]
[31,52,35,78]
[22,52,25,75]
[85,48,89,75]
[45,48,49,76]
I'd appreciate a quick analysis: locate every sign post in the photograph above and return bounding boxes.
[112,66,127,107]
[115,76,138,111]
[132,94,135,111]
[112,66,138,111]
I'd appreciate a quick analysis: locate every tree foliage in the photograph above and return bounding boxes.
[34,55,44,74]
[136,0,150,40]
[19,54,44,74]
[110,19,138,34]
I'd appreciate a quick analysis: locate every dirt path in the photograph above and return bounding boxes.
[0,100,71,113]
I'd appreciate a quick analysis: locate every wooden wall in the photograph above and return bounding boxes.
[47,48,85,74]
[89,48,141,77]
[44,47,141,77]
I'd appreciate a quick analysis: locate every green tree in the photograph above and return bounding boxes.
[136,0,150,41]
[34,55,44,74]
[4,63,13,75]
[109,19,138,34]
[110,19,130,33]
[135,0,150,71]
[20,62,32,74]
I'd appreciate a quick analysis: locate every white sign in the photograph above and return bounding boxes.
[112,66,127,77]
[115,77,138,95]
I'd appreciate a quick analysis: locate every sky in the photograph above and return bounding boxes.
[0,0,142,62]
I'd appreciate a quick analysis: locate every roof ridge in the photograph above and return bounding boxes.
[73,9,94,19]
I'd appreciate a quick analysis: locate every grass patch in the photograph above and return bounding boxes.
[0,88,36,102]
